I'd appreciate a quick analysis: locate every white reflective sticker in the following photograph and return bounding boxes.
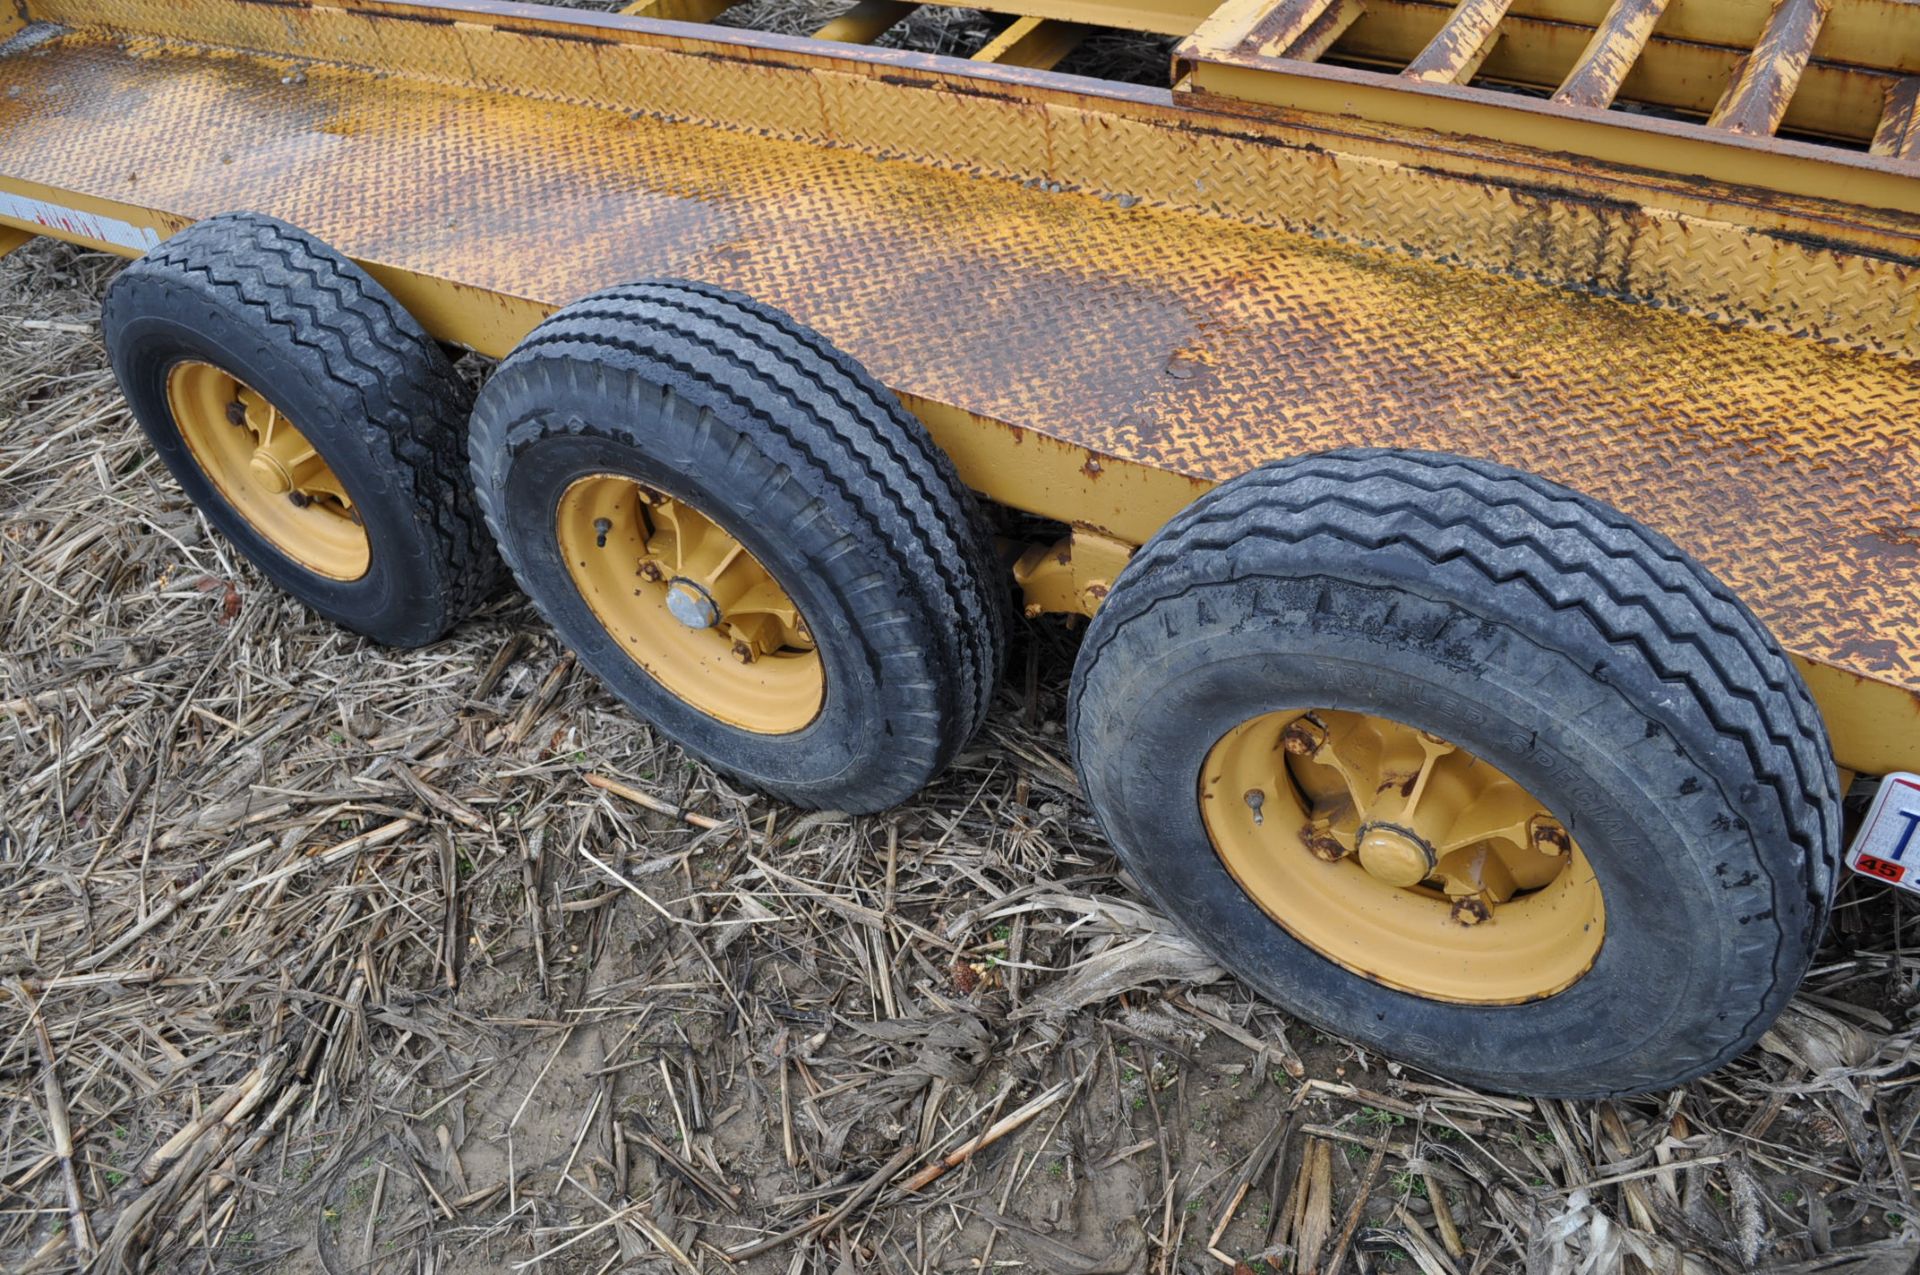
[1845,772,1920,895]
[0,191,160,252]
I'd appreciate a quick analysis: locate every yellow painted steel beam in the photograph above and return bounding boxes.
[0,226,32,257]
[1011,528,1135,616]
[957,0,1217,34]
[1195,0,1350,56]
[1796,663,1920,778]
[1179,0,1366,64]
[1195,0,1914,147]
[971,15,1091,68]
[1871,77,1920,157]
[814,0,917,42]
[1194,0,1920,78]
[1179,55,1913,209]
[1291,0,1367,59]
[1709,0,1834,135]
[1402,0,1514,82]
[1317,1,1894,141]
[1429,0,1919,74]
[1551,0,1672,109]
[896,399,1205,550]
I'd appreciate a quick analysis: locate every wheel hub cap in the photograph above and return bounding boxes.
[1355,824,1435,888]
[666,578,721,629]
[248,450,295,494]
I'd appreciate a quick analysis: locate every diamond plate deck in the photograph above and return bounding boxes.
[3,27,1919,759]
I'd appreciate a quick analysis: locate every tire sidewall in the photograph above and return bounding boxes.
[1074,573,1759,1095]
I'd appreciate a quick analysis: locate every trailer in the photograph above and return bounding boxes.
[3,0,1915,1096]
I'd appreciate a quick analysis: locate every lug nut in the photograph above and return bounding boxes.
[1449,896,1492,926]
[1244,788,1265,825]
[1303,818,1347,862]
[1529,815,1571,856]
[287,490,311,508]
[729,640,755,664]
[226,400,249,428]
[1281,717,1327,757]
[636,561,664,583]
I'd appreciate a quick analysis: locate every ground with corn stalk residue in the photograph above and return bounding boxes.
[2,230,1918,1275]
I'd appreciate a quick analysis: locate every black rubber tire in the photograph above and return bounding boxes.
[102,212,497,646]
[468,281,1006,813]
[1069,449,1838,1097]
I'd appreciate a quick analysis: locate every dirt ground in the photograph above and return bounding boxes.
[2,228,1919,1275]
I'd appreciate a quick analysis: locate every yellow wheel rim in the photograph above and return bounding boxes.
[557,474,825,735]
[166,360,370,580]
[1201,709,1606,1004]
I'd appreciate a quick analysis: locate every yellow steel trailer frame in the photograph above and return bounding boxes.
[2,0,1918,773]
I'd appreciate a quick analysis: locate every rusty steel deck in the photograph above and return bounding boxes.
[2,3,1919,771]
